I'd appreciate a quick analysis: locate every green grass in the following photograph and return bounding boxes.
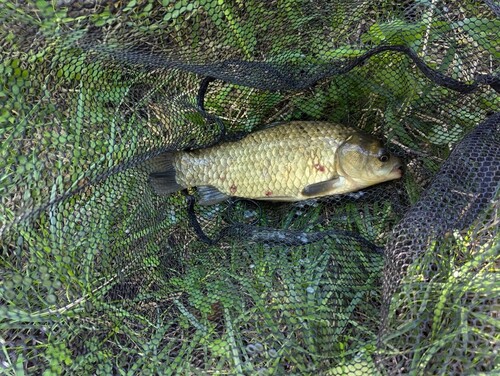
[381,210,500,375]
[88,235,383,374]
[1,0,499,374]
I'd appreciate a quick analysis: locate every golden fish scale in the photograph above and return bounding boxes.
[174,121,357,200]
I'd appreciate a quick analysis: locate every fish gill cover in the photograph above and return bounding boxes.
[0,0,498,375]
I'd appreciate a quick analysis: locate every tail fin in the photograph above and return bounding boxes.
[148,152,184,195]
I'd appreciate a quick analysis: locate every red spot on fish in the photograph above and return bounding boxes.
[230,184,237,194]
[265,190,273,197]
[314,163,325,172]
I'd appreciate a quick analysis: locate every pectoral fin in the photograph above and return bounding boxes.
[302,177,343,197]
[198,186,230,205]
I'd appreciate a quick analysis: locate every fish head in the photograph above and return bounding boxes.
[337,133,403,185]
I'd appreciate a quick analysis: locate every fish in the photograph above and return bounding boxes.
[148,121,403,205]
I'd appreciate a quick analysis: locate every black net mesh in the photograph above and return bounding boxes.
[1,1,498,374]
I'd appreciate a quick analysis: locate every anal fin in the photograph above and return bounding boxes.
[198,186,230,206]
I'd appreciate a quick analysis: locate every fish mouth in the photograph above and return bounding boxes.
[391,164,403,178]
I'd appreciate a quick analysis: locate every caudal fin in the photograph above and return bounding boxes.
[148,152,184,195]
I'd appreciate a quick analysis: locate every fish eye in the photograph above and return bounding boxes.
[378,153,390,163]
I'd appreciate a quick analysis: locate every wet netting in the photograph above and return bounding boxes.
[1,0,499,375]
